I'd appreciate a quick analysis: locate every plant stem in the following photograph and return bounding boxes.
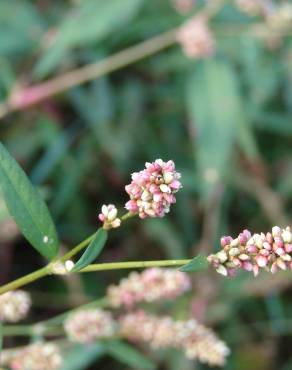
[0,267,50,295]
[2,325,63,337]
[80,259,192,272]
[0,28,177,118]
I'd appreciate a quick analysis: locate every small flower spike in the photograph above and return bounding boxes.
[125,159,182,219]
[9,343,62,370]
[64,309,116,343]
[98,204,121,230]
[208,226,292,277]
[176,16,215,59]
[107,268,191,308]
[119,310,229,367]
[0,290,31,323]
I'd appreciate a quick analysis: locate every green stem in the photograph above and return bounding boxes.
[80,259,192,272]
[0,267,50,295]
[2,325,63,337]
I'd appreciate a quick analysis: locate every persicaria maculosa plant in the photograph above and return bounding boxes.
[0,142,290,369]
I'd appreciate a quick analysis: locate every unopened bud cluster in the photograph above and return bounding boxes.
[176,16,215,59]
[98,204,121,230]
[208,226,292,277]
[64,309,116,343]
[107,267,191,308]
[119,310,229,367]
[9,343,62,370]
[0,290,31,322]
[125,159,182,218]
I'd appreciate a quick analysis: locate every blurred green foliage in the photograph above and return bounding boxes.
[0,0,292,369]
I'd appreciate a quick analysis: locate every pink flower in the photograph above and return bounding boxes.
[176,16,215,59]
[125,159,182,219]
[208,226,292,277]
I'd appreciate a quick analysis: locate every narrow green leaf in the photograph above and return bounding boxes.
[72,229,108,272]
[180,255,209,273]
[104,340,156,370]
[61,343,105,370]
[0,143,59,260]
[186,59,242,199]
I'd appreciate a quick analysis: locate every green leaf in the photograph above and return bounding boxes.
[61,343,105,370]
[34,0,144,78]
[186,59,242,199]
[104,340,156,370]
[0,143,59,260]
[180,255,209,273]
[72,228,108,272]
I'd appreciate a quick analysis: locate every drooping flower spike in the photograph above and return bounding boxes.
[107,267,191,308]
[119,310,229,367]
[208,226,292,277]
[125,159,182,219]
[64,309,116,343]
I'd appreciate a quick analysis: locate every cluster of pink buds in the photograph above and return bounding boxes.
[119,310,229,367]
[9,343,62,370]
[98,204,121,230]
[125,159,182,219]
[208,226,292,277]
[64,309,116,343]
[107,268,191,308]
[171,0,196,14]
[0,290,31,322]
[176,16,215,59]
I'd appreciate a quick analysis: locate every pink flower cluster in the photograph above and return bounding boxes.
[125,159,182,219]
[64,309,116,343]
[119,310,229,367]
[107,267,191,308]
[176,16,215,59]
[9,343,62,370]
[0,290,31,323]
[208,226,292,277]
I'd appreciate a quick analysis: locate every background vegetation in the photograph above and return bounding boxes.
[0,0,292,369]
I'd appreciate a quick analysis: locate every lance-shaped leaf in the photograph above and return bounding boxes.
[72,228,108,272]
[0,143,59,260]
[180,255,209,273]
[104,340,155,370]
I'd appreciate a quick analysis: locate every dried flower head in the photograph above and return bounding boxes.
[171,0,195,14]
[176,16,215,59]
[119,310,229,367]
[208,226,292,277]
[98,204,121,230]
[64,309,116,343]
[10,343,62,370]
[125,159,182,219]
[0,290,31,322]
[107,267,191,308]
